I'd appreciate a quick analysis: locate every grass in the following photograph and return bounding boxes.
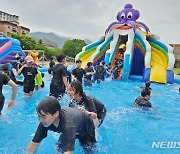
[174,68,180,74]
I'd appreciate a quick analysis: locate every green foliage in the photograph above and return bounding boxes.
[8,34,87,59]
[174,68,180,74]
[38,39,43,44]
[66,56,74,62]
[45,48,63,59]
[62,39,87,58]
[9,34,37,50]
[8,34,62,59]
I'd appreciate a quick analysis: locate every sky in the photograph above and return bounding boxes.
[0,0,180,44]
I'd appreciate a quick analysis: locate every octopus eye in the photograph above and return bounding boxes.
[120,13,125,19]
[127,12,133,19]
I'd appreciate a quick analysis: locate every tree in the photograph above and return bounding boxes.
[8,34,63,59]
[9,34,38,50]
[62,39,87,58]
[8,34,87,59]
[38,39,43,44]
[45,48,63,59]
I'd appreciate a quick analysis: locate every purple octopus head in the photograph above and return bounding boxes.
[105,4,150,34]
[117,4,140,23]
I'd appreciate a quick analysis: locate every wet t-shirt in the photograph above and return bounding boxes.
[8,70,16,82]
[0,72,10,99]
[95,65,106,79]
[72,68,86,83]
[70,93,106,119]
[134,96,152,108]
[32,107,94,152]
[90,95,106,116]
[51,64,67,85]
[84,67,94,80]
[21,67,38,86]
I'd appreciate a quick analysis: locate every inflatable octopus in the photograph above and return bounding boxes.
[105,4,150,34]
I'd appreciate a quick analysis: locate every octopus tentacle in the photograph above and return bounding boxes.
[108,23,126,32]
[127,21,136,33]
[105,21,125,34]
[136,21,150,33]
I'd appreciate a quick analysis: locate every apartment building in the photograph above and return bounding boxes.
[0,11,30,36]
[0,11,18,22]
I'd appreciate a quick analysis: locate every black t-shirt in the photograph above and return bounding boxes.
[11,61,20,71]
[1,64,9,71]
[9,70,16,82]
[134,96,152,108]
[49,61,55,68]
[0,72,10,99]
[72,68,86,83]
[84,67,94,80]
[21,67,38,86]
[70,93,105,119]
[32,107,95,152]
[51,64,67,84]
[95,65,106,79]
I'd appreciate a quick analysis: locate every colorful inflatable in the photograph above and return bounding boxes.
[75,4,175,84]
[27,51,39,62]
[0,35,26,65]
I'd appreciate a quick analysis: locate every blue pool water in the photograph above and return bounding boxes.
[0,74,180,154]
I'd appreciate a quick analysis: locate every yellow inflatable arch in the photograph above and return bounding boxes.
[27,51,39,62]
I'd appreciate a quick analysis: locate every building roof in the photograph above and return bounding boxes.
[0,11,19,18]
[169,44,180,47]
[20,26,30,31]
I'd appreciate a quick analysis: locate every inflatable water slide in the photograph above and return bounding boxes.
[0,34,25,65]
[75,4,175,84]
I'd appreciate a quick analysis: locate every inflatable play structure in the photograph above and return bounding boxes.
[0,33,26,65]
[75,4,175,84]
[27,50,39,62]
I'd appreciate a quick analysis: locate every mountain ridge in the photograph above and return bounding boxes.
[30,32,92,48]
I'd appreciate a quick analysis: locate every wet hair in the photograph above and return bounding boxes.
[119,48,124,52]
[87,62,92,67]
[50,56,54,61]
[141,88,151,97]
[76,59,82,63]
[16,56,21,61]
[101,61,105,66]
[70,81,83,97]
[20,59,25,63]
[36,96,61,115]
[56,54,66,62]
[145,81,151,87]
